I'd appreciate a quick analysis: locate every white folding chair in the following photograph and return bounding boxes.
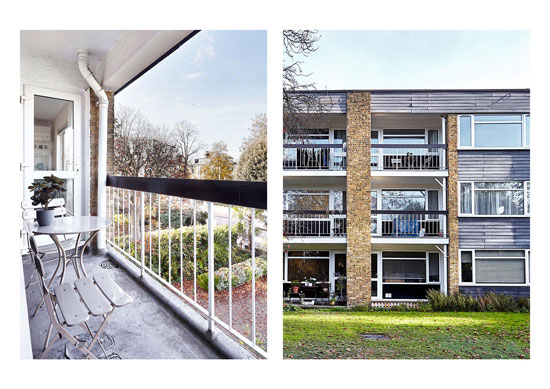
[28,232,133,359]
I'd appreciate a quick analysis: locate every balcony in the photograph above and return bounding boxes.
[371,144,447,175]
[283,144,346,171]
[371,210,448,245]
[283,211,346,245]
[23,176,267,359]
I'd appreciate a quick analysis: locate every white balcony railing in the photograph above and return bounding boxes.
[283,144,346,170]
[106,176,267,357]
[283,211,347,237]
[371,210,447,238]
[371,144,447,171]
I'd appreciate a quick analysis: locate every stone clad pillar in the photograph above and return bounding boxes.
[446,114,459,294]
[346,92,372,306]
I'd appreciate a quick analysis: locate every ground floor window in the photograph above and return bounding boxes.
[286,251,330,282]
[460,249,530,285]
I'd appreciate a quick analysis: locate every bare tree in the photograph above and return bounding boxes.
[283,30,326,141]
[172,120,204,178]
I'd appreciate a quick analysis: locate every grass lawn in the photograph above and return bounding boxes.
[283,310,530,359]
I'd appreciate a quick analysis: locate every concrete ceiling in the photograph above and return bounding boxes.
[20,30,196,92]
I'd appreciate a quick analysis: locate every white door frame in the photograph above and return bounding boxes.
[22,85,83,245]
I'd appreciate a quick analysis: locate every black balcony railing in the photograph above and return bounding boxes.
[283,144,346,170]
[283,210,346,237]
[371,210,447,237]
[371,144,447,171]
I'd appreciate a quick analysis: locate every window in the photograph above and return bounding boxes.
[286,251,330,282]
[459,181,529,216]
[461,250,529,284]
[382,190,426,211]
[381,251,439,284]
[371,190,378,233]
[458,114,530,148]
[283,190,329,211]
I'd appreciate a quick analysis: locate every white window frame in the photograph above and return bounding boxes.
[459,249,530,286]
[457,114,530,149]
[458,181,530,217]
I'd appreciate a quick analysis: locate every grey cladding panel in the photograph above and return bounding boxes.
[458,150,530,181]
[458,218,530,249]
[459,286,530,298]
[370,90,529,113]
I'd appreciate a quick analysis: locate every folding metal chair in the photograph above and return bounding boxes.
[21,199,85,291]
[28,233,133,359]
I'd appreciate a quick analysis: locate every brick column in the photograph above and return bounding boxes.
[89,90,115,249]
[446,114,459,294]
[346,92,372,307]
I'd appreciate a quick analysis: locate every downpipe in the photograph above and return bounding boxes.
[77,49,109,252]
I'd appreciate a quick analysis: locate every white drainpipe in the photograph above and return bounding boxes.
[77,49,108,252]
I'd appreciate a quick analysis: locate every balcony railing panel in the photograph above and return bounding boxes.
[371,144,447,171]
[371,210,447,238]
[283,210,347,237]
[106,176,267,357]
[283,144,346,170]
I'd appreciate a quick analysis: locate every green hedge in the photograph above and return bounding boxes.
[114,224,260,284]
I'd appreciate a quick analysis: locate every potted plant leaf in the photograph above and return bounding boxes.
[28,175,66,226]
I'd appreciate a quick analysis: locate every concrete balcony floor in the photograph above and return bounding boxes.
[22,251,254,359]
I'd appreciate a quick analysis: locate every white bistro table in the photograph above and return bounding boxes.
[32,216,111,284]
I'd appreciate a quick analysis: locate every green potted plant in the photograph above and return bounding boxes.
[291,280,300,294]
[28,175,66,226]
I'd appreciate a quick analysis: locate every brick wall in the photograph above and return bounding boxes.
[89,90,115,217]
[446,114,459,294]
[346,92,372,306]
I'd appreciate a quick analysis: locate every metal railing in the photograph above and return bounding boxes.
[371,144,447,171]
[283,144,346,170]
[283,210,347,237]
[105,176,267,357]
[371,210,447,237]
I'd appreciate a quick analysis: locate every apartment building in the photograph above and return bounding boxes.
[283,89,530,307]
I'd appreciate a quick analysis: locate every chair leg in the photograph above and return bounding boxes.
[25,270,36,289]
[43,322,54,350]
[39,330,59,359]
[83,322,109,359]
[87,310,113,351]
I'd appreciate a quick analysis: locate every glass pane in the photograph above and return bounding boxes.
[34,95,74,171]
[476,258,525,284]
[475,123,522,147]
[461,251,473,283]
[382,190,426,211]
[460,183,472,214]
[333,191,346,211]
[459,116,472,147]
[474,190,524,215]
[474,182,523,189]
[371,281,378,297]
[371,254,378,278]
[285,191,329,211]
[429,253,439,282]
[335,253,346,277]
[525,115,530,146]
[475,250,525,258]
[383,251,427,259]
[474,115,522,122]
[371,130,378,144]
[288,258,329,282]
[383,259,426,283]
[526,182,530,214]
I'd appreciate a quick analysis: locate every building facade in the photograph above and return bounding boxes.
[283,89,530,306]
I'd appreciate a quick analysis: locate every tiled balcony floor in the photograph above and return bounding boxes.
[22,251,234,359]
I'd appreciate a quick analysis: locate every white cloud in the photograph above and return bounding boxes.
[182,71,204,80]
[191,37,215,65]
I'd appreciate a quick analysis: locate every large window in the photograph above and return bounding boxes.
[458,114,530,148]
[460,250,529,285]
[459,181,529,216]
[283,190,329,211]
[382,190,426,211]
[285,251,330,282]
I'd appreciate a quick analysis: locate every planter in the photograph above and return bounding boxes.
[36,209,55,226]
[291,286,299,294]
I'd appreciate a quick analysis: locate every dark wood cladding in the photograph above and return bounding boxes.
[106,176,267,210]
[458,150,530,181]
[459,285,530,298]
[458,218,530,249]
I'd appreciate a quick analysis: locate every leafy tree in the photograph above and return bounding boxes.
[234,114,267,181]
[203,141,235,180]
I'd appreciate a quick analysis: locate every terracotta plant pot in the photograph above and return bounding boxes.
[291,286,299,293]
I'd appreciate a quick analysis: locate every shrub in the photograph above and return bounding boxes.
[159,208,208,228]
[426,290,529,312]
[283,303,303,312]
[196,257,267,291]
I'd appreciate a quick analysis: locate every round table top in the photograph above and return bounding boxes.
[32,216,111,235]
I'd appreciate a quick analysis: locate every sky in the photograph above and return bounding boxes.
[291,30,529,90]
[116,30,267,160]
